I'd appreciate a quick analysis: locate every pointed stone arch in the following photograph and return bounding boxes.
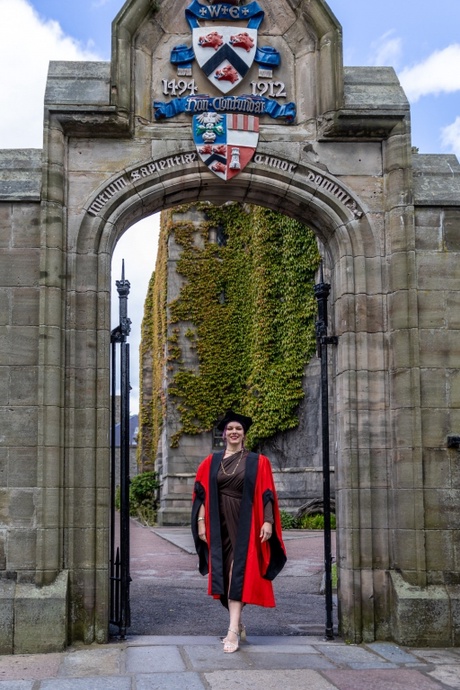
[63,157,387,643]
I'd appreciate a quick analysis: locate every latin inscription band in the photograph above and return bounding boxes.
[87,153,197,216]
[154,94,296,122]
[87,154,362,220]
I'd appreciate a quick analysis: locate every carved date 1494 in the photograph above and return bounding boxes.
[162,79,287,99]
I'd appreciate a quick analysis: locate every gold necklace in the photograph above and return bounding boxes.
[220,448,245,477]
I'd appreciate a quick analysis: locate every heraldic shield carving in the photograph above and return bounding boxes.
[193,26,257,94]
[154,0,296,180]
[193,112,259,181]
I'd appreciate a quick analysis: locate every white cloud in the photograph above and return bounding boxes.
[112,217,160,413]
[0,0,101,148]
[399,44,460,102]
[370,30,402,67]
[441,117,460,158]
[0,0,156,413]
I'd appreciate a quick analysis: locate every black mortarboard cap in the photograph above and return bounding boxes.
[216,410,253,433]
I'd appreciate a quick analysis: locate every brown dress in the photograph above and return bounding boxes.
[218,450,274,600]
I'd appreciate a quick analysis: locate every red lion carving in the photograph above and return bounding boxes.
[198,31,224,50]
[230,32,255,52]
[215,65,239,84]
[199,144,227,156]
[211,161,226,174]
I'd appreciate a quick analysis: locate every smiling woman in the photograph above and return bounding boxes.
[191,409,287,653]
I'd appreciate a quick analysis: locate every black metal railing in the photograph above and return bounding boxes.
[110,261,132,638]
[314,262,338,640]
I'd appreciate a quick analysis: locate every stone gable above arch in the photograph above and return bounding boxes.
[110,0,345,128]
[40,0,408,150]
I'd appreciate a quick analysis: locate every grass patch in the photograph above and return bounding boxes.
[331,562,338,589]
[115,471,159,526]
[280,509,336,530]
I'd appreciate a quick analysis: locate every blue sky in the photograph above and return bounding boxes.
[1,0,459,410]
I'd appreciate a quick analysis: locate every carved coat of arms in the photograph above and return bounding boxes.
[193,111,259,180]
[193,27,257,93]
[154,0,296,181]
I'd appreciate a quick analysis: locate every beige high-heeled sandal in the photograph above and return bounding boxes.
[221,623,246,644]
[223,627,240,653]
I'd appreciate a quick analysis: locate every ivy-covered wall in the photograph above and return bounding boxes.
[137,211,168,471]
[138,202,321,473]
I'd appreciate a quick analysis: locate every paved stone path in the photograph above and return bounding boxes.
[1,523,459,688]
[0,635,459,689]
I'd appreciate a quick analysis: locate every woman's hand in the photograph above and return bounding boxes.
[260,521,272,542]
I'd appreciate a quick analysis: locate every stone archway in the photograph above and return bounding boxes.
[2,0,460,653]
[63,155,384,645]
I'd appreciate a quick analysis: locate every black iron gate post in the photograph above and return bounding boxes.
[314,263,338,640]
[110,261,132,639]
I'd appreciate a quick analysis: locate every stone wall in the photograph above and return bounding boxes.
[0,151,69,653]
